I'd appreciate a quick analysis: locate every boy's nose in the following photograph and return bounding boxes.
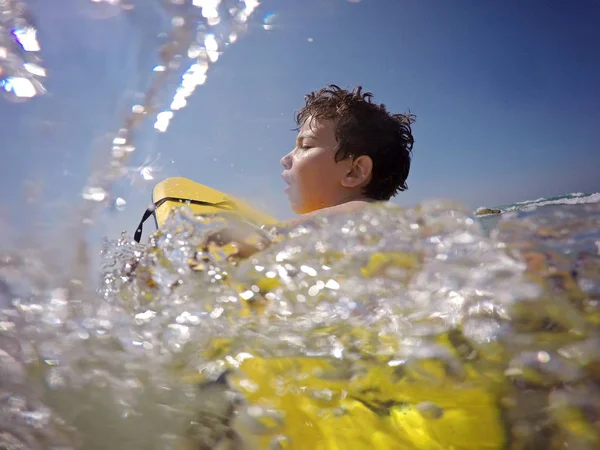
[280,152,292,170]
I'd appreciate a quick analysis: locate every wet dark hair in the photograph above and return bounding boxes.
[295,84,415,200]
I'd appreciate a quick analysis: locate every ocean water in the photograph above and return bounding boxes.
[2,2,600,450]
[1,194,599,449]
[476,192,600,234]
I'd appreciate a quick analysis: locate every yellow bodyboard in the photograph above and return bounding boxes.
[136,179,507,449]
[153,177,278,228]
[134,177,278,242]
[228,356,506,450]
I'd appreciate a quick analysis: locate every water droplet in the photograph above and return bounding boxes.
[537,351,550,363]
[12,26,41,52]
[172,15,185,27]
[131,104,145,114]
[82,186,107,202]
[270,435,292,450]
[416,401,444,419]
[309,388,335,405]
[1,77,40,100]
[239,405,285,435]
[114,197,127,211]
[23,63,46,77]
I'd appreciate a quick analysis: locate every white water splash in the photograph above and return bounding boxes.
[0,0,46,101]
[153,0,261,133]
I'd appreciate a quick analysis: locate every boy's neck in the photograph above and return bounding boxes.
[284,195,377,228]
[335,191,375,206]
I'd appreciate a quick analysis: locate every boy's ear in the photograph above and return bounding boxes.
[341,155,373,189]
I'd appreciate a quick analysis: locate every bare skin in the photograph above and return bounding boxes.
[280,116,374,214]
[283,199,373,227]
[207,116,376,258]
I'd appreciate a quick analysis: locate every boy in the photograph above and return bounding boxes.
[211,84,415,256]
[281,84,415,224]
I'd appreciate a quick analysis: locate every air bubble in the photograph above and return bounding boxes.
[270,435,292,450]
[416,402,444,419]
[239,405,285,435]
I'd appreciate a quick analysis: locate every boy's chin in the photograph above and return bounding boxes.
[289,202,303,214]
[287,198,305,215]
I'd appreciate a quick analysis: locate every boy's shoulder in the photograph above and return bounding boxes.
[284,200,377,228]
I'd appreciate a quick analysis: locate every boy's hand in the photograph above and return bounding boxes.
[204,224,271,259]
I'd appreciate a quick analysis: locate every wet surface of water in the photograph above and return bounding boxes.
[1,200,599,449]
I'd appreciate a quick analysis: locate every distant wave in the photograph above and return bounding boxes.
[475,192,600,216]
[511,192,588,207]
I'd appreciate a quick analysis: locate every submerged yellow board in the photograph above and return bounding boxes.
[228,356,506,450]
[134,177,278,242]
[135,178,507,449]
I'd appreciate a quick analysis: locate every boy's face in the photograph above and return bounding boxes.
[280,116,352,214]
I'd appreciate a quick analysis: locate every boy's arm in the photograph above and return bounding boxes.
[205,201,373,259]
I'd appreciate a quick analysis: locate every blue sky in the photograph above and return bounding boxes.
[1,0,599,240]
